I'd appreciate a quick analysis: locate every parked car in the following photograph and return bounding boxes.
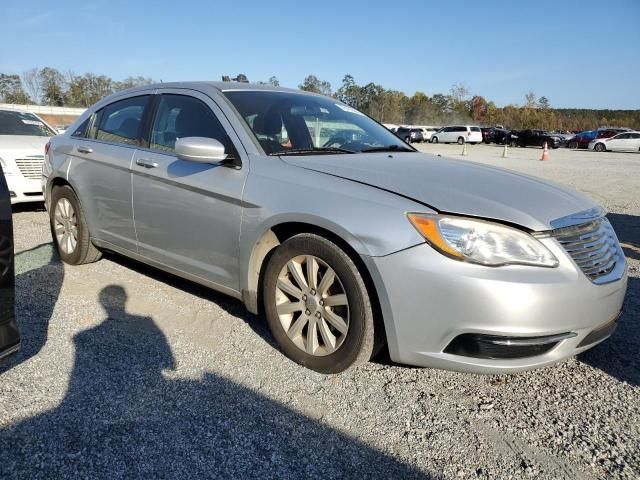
[0,108,57,204]
[589,131,640,152]
[509,129,565,149]
[482,127,510,144]
[567,130,597,149]
[417,126,439,142]
[44,82,627,374]
[431,125,482,144]
[394,127,424,144]
[0,164,19,361]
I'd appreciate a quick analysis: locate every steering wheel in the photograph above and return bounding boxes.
[323,135,348,148]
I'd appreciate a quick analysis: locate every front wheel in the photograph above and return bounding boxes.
[263,234,381,374]
[404,137,411,144]
[431,136,438,143]
[594,143,606,152]
[50,185,102,265]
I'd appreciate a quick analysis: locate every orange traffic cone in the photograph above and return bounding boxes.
[540,142,549,161]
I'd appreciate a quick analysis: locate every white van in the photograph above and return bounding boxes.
[431,125,482,145]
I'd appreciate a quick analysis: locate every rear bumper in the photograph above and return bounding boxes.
[363,240,628,374]
[4,174,44,204]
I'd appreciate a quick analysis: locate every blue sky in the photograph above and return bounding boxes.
[1,0,639,109]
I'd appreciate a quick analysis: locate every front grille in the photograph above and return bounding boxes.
[553,218,621,283]
[14,156,44,179]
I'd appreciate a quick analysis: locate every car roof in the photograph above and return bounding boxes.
[116,81,306,96]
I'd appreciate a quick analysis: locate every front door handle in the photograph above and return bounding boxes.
[136,158,159,169]
[77,146,93,154]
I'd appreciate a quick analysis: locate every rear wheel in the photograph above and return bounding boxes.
[405,136,411,144]
[263,234,380,374]
[594,143,606,152]
[457,137,465,145]
[50,186,101,265]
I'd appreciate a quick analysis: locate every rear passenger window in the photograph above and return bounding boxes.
[96,96,149,146]
[150,94,236,156]
[71,117,91,137]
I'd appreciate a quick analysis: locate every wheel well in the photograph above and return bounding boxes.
[47,177,73,204]
[248,222,386,348]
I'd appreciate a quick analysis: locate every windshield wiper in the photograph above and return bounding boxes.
[270,147,356,156]
[360,145,414,153]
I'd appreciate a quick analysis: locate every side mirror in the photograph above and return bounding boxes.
[175,137,227,164]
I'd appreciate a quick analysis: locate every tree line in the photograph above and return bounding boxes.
[1,68,638,131]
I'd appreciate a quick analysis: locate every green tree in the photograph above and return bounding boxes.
[335,74,361,108]
[0,73,32,104]
[299,75,331,96]
[39,67,66,106]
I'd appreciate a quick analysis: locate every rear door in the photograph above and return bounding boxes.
[131,90,248,294]
[72,94,151,252]
[0,165,19,359]
[628,133,640,151]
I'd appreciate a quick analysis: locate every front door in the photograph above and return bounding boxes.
[131,91,247,294]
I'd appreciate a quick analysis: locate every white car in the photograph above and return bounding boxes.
[589,131,640,152]
[431,125,483,145]
[418,126,439,142]
[0,109,57,204]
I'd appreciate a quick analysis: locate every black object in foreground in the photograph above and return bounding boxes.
[0,165,19,361]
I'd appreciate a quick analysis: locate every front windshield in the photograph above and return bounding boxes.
[0,110,56,136]
[223,90,414,155]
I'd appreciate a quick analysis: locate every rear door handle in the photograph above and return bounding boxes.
[136,158,159,169]
[77,146,93,154]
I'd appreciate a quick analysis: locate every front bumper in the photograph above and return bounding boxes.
[363,239,627,373]
[4,173,44,204]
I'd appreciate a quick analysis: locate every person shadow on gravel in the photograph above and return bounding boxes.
[0,284,429,479]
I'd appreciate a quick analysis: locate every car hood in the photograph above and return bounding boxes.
[283,152,599,231]
[0,135,50,157]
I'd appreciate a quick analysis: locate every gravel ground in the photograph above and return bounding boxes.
[0,144,638,479]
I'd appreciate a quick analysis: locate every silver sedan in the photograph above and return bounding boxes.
[43,82,627,374]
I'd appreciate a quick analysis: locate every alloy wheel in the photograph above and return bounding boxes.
[54,198,78,254]
[275,255,350,356]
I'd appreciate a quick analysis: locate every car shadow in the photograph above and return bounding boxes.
[102,252,278,349]
[0,243,64,374]
[607,212,640,261]
[0,285,429,479]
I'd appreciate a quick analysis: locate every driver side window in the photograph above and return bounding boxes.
[150,94,236,156]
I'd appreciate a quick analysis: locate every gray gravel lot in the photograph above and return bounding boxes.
[0,144,638,479]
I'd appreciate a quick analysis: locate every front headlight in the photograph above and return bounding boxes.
[407,214,558,267]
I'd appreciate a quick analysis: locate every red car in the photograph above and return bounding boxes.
[567,129,628,149]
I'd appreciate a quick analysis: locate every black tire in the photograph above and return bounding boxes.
[457,137,465,145]
[594,143,606,152]
[405,137,411,144]
[510,140,518,147]
[50,185,102,265]
[431,136,438,144]
[568,141,578,149]
[263,233,381,374]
